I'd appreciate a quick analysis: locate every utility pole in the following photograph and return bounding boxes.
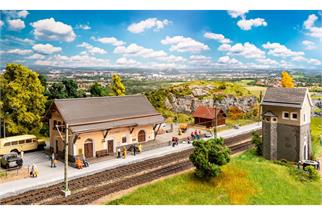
[212,95,218,139]
[64,124,71,197]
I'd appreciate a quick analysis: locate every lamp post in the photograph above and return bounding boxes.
[64,124,70,197]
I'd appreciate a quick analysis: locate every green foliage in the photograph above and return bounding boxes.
[110,74,126,96]
[251,131,263,156]
[2,64,47,135]
[173,113,194,124]
[304,166,320,181]
[61,78,78,98]
[310,117,322,159]
[47,82,68,100]
[189,138,230,179]
[89,82,109,97]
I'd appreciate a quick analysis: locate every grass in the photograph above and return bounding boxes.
[311,117,322,159]
[245,86,267,98]
[107,150,320,205]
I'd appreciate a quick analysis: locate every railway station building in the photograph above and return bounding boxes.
[48,95,164,161]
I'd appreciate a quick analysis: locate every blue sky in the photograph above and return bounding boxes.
[1,10,321,69]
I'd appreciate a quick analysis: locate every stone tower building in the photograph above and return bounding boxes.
[261,88,313,161]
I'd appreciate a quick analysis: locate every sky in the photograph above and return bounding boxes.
[0,10,322,70]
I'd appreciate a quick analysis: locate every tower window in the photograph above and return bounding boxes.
[282,111,289,119]
[291,112,298,120]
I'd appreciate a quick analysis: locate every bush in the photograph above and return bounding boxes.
[304,166,320,181]
[251,132,262,156]
[189,138,230,179]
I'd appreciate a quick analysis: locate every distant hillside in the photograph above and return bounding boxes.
[145,81,258,122]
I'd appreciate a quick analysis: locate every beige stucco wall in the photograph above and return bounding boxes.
[50,109,155,158]
[262,105,301,126]
[73,124,155,157]
[300,94,312,125]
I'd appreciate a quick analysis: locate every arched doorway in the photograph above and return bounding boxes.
[84,139,94,158]
[138,130,146,142]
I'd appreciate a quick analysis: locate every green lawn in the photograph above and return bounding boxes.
[311,117,322,159]
[107,150,320,205]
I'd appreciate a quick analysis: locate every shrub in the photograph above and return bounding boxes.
[251,132,262,156]
[304,166,320,181]
[189,138,230,179]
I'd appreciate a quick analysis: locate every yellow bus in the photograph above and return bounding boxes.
[0,135,46,155]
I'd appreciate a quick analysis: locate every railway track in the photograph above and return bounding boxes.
[0,131,257,205]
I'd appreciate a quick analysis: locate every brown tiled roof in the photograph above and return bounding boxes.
[53,95,164,130]
[261,87,308,108]
[192,106,225,120]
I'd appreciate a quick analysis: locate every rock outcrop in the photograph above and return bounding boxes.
[164,89,257,114]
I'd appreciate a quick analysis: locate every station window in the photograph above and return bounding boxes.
[122,136,127,143]
[282,111,289,119]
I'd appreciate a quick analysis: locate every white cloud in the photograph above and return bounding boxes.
[27,53,45,60]
[262,42,304,57]
[292,56,321,65]
[302,40,317,50]
[303,14,322,41]
[189,55,214,67]
[76,24,91,30]
[0,20,3,29]
[78,42,107,55]
[6,48,33,55]
[203,32,231,44]
[35,54,110,67]
[114,43,167,58]
[2,10,29,19]
[218,56,241,64]
[31,18,76,42]
[92,37,125,46]
[237,18,267,30]
[161,36,209,53]
[128,18,171,33]
[17,10,29,18]
[7,19,25,31]
[218,42,265,59]
[116,57,141,67]
[256,58,278,65]
[227,10,249,19]
[32,43,62,55]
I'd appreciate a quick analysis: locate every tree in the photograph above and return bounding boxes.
[251,131,263,156]
[47,82,68,100]
[90,82,109,97]
[189,138,230,179]
[110,74,125,96]
[281,71,295,88]
[62,78,78,98]
[2,64,47,135]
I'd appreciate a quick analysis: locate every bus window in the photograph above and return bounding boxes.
[11,141,18,145]
[26,139,32,143]
[4,142,11,147]
[19,140,25,144]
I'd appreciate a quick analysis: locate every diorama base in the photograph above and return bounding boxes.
[62,189,71,197]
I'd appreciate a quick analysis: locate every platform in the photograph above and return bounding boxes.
[0,122,261,199]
